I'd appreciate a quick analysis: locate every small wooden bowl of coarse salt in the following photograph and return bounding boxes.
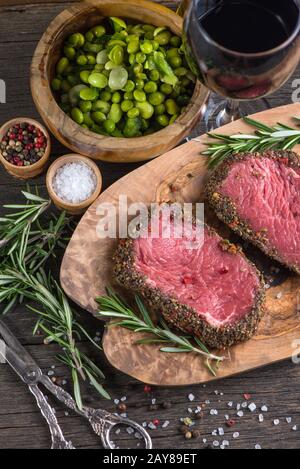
[46,154,102,214]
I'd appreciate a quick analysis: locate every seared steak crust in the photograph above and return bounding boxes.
[205,150,300,274]
[113,224,265,350]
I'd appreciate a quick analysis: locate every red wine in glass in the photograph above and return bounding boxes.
[183,0,300,129]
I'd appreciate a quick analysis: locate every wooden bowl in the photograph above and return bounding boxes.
[30,0,209,163]
[46,154,102,215]
[0,118,50,179]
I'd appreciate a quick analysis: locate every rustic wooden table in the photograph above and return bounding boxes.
[0,0,299,450]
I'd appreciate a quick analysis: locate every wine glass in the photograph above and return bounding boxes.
[183,0,300,130]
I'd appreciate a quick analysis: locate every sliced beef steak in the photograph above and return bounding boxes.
[114,217,264,349]
[206,150,300,274]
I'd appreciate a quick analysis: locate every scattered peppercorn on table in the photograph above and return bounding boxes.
[0,0,300,450]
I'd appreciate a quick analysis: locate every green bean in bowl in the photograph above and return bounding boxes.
[51,17,195,138]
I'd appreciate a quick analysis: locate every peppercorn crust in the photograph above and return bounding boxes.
[205,150,300,275]
[113,224,265,350]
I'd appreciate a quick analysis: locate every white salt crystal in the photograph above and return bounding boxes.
[233,432,240,439]
[292,425,298,431]
[114,399,120,405]
[115,428,121,435]
[237,411,244,418]
[148,422,157,430]
[188,393,195,402]
[135,432,143,440]
[203,438,207,443]
[236,404,241,411]
[223,440,229,447]
[53,162,97,204]
[218,427,224,436]
[248,403,257,412]
[121,396,127,402]
[276,292,283,300]
[261,405,268,412]
[259,414,264,423]
[227,402,233,407]
[213,441,219,447]
[162,420,170,428]
[126,427,134,435]
[255,444,261,450]
[286,417,292,424]
[242,402,248,408]
[274,419,280,426]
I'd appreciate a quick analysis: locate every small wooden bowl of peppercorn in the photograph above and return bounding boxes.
[46,154,102,215]
[30,0,209,163]
[0,118,51,179]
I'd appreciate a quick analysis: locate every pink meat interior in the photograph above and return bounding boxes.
[133,225,260,327]
[219,156,300,269]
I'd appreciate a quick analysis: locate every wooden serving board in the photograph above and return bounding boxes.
[61,102,300,386]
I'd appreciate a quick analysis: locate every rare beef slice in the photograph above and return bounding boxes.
[206,150,300,274]
[114,216,265,349]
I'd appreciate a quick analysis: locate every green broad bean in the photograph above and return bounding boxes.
[165,98,179,115]
[92,25,106,38]
[77,55,88,66]
[85,31,94,42]
[169,56,182,68]
[80,70,91,84]
[64,46,76,60]
[92,111,106,123]
[109,67,128,90]
[121,100,134,112]
[67,33,85,48]
[84,43,103,54]
[71,107,84,124]
[112,91,121,103]
[105,61,120,71]
[83,113,94,127]
[94,64,104,71]
[111,129,124,137]
[136,101,154,119]
[144,81,157,93]
[109,45,124,65]
[169,114,179,124]
[148,91,165,106]
[141,118,149,130]
[123,117,142,138]
[79,87,99,101]
[124,80,135,92]
[143,24,155,33]
[154,103,166,115]
[135,79,144,90]
[175,67,188,77]
[96,50,108,65]
[100,90,112,102]
[133,64,143,75]
[79,100,92,113]
[88,73,108,89]
[170,36,181,47]
[103,119,116,134]
[152,40,160,51]
[81,124,89,129]
[149,69,160,81]
[140,41,153,54]
[157,114,169,127]
[166,48,180,59]
[129,53,136,65]
[136,52,146,64]
[124,91,135,100]
[56,57,69,75]
[144,31,154,40]
[110,17,127,32]
[160,83,173,95]
[92,100,111,114]
[108,39,127,48]
[108,103,123,123]
[51,78,61,91]
[133,89,146,102]
[127,41,139,54]
[155,31,171,46]
[91,123,103,134]
[127,107,140,118]
[87,54,96,65]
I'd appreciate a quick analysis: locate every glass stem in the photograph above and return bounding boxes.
[216,99,241,128]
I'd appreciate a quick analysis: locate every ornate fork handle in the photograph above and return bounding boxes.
[29,385,75,449]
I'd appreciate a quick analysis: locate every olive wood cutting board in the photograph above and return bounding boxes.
[61,102,300,386]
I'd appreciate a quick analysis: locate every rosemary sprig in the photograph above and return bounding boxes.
[96,289,224,375]
[202,116,300,170]
[0,189,110,408]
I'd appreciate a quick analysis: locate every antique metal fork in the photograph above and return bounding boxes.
[0,320,152,449]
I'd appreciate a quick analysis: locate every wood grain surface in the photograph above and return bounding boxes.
[1,0,300,450]
[60,102,300,386]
